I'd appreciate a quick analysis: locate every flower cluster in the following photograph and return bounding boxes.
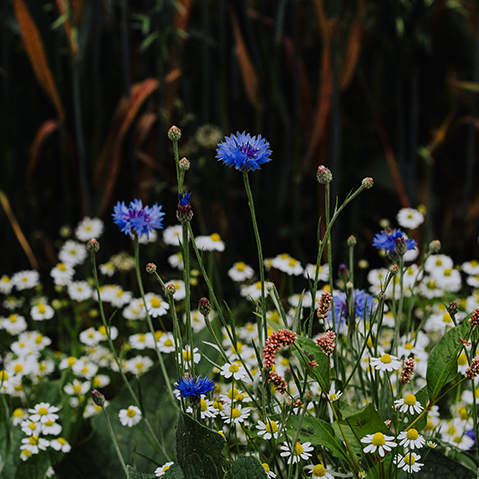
[263,329,297,369]
[316,291,332,322]
[316,330,336,355]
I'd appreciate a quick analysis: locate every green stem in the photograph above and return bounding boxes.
[181,222,194,371]
[242,170,267,347]
[101,406,128,475]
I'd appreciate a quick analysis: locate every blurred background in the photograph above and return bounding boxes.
[2,0,479,277]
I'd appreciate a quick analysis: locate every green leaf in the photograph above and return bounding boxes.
[162,463,185,479]
[231,456,268,479]
[399,448,476,479]
[126,464,156,479]
[286,414,349,463]
[426,320,471,401]
[413,385,429,432]
[291,335,330,392]
[175,412,225,479]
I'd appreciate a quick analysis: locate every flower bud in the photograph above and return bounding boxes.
[428,240,441,253]
[316,165,332,184]
[362,177,374,189]
[389,264,399,275]
[394,236,407,256]
[168,125,182,141]
[347,235,357,247]
[146,263,157,274]
[91,389,105,407]
[87,239,100,253]
[447,301,459,316]
[179,157,190,171]
[165,283,177,296]
[198,297,211,317]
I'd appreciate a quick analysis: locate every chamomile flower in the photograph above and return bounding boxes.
[165,280,186,300]
[220,362,247,380]
[394,394,424,414]
[30,303,55,321]
[370,352,401,372]
[280,441,314,464]
[0,275,13,294]
[157,332,176,353]
[12,408,27,426]
[75,216,104,242]
[361,432,397,457]
[256,418,280,440]
[145,293,169,317]
[394,452,423,473]
[221,404,251,425]
[195,233,225,252]
[118,405,142,427]
[309,464,335,479]
[68,281,93,301]
[262,463,277,478]
[163,225,183,246]
[28,403,59,424]
[168,252,184,270]
[125,355,154,375]
[155,462,175,477]
[228,262,255,282]
[11,270,40,291]
[397,428,426,449]
[59,240,88,266]
[396,208,424,229]
[179,346,201,368]
[20,435,49,455]
[50,437,72,453]
[50,263,75,286]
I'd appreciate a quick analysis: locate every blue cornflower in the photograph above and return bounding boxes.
[216,132,272,171]
[176,375,216,399]
[325,289,377,332]
[373,228,416,254]
[112,199,165,239]
[179,191,191,206]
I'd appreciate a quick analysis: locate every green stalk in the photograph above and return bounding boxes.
[100,405,127,476]
[242,170,267,347]
[181,222,194,371]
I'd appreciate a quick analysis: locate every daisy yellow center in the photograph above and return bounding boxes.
[35,335,42,344]
[163,465,171,472]
[213,400,223,410]
[28,422,36,430]
[262,464,270,473]
[237,262,246,271]
[459,407,468,420]
[136,361,144,369]
[58,263,68,271]
[435,259,443,266]
[38,304,46,314]
[200,399,208,412]
[183,351,191,361]
[150,298,162,308]
[67,357,76,366]
[229,363,240,373]
[288,258,297,267]
[155,331,163,340]
[458,353,467,366]
[235,393,244,402]
[425,420,434,431]
[255,281,261,290]
[404,454,415,465]
[38,407,49,416]
[447,425,456,435]
[472,260,479,266]
[404,394,416,406]
[265,420,278,434]
[428,280,436,288]
[280,253,289,260]
[164,339,173,347]
[453,436,462,444]
[14,364,23,373]
[313,464,326,477]
[228,388,238,399]
[13,408,23,418]
[210,233,221,242]
[127,408,137,418]
[294,442,304,456]
[29,436,39,446]
[443,313,452,323]
[367,337,373,348]
[444,268,452,276]
[406,428,419,440]
[371,432,386,446]
[231,408,241,419]
[45,420,54,427]
[73,384,82,394]
[81,366,89,374]
[21,450,31,457]
[98,326,106,335]
[58,437,67,445]
[380,354,392,364]
[404,342,414,350]
[9,314,17,323]
[330,393,339,401]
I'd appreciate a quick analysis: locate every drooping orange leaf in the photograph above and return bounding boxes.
[174,0,193,38]
[340,0,365,89]
[54,0,78,56]
[229,6,261,109]
[424,108,456,156]
[69,0,83,24]
[0,190,39,270]
[26,119,59,184]
[13,0,65,120]
[95,78,160,215]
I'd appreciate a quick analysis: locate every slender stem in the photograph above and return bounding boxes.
[242,170,267,347]
[101,406,127,475]
[181,222,194,371]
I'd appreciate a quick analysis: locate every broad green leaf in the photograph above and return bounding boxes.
[231,456,268,479]
[126,464,156,479]
[413,385,429,432]
[162,463,185,479]
[399,448,476,479]
[286,414,348,463]
[292,335,330,392]
[175,412,225,479]
[426,320,471,401]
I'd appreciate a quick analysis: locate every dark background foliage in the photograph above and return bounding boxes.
[2,0,479,276]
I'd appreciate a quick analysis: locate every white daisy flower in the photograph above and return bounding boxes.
[99,261,116,277]
[165,279,186,300]
[308,464,335,479]
[370,352,401,372]
[50,437,71,453]
[145,293,169,317]
[79,327,103,347]
[118,405,142,427]
[42,420,62,435]
[397,428,426,449]
[424,254,454,274]
[125,355,154,375]
[186,397,218,419]
[75,216,104,242]
[396,208,424,229]
[280,441,314,464]
[122,298,145,320]
[179,346,201,369]
[394,394,424,414]
[58,239,88,266]
[64,379,91,396]
[239,281,263,301]
[12,408,27,426]
[361,432,397,457]
[28,402,59,424]
[256,418,280,440]
[168,252,184,270]
[129,332,155,350]
[272,253,303,276]
[20,435,49,455]
[220,404,251,425]
[303,263,329,282]
[261,463,277,478]
[12,270,40,291]
[228,262,255,282]
[394,452,423,473]
[155,462,175,477]
[30,303,55,321]
[220,362,247,380]
[195,233,225,252]
[50,263,75,286]
[163,225,183,246]
[157,333,176,353]
[68,280,93,301]
[21,419,43,436]
[2,313,28,334]
[0,275,13,294]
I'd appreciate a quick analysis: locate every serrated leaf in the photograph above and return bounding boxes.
[426,320,471,401]
[292,335,330,392]
[231,456,268,479]
[126,464,156,479]
[175,413,225,479]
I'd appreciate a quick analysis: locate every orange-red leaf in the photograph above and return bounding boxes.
[26,120,59,184]
[54,0,78,56]
[13,0,65,120]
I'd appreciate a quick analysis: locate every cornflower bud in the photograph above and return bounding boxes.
[316,165,333,184]
[91,389,105,407]
[146,263,157,274]
[428,240,441,253]
[394,236,407,256]
[347,235,357,247]
[198,297,211,317]
[389,264,399,275]
[179,157,190,171]
[447,301,459,316]
[168,125,181,141]
[165,283,176,296]
[362,177,374,189]
[87,238,100,253]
